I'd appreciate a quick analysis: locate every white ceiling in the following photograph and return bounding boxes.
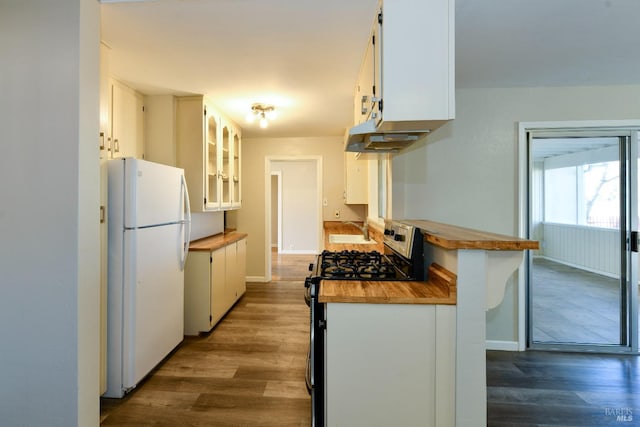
[101,0,640,139]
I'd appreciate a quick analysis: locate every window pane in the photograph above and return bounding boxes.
[583,161,619,228]
[544,166,577,224]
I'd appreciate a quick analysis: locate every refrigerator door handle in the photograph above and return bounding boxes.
[181,174,192,271]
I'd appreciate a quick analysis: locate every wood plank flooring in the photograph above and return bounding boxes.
[100,281,310,426]
[270,248,316,281]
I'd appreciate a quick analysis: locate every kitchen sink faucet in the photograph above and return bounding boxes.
[343,221,369,240]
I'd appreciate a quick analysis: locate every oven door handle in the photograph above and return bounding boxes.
[305,345,312,394]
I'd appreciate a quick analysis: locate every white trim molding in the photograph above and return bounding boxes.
[486,340,520,351]
[518,119,640,352]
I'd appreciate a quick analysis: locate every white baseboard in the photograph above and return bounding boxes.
[278,249,317,255]
[486,340,520,351]
[246,276,268,283]
[537,255,618,280]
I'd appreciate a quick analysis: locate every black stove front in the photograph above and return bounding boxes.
[304,221,425,426]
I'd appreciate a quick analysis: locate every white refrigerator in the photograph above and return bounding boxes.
[105,158,191,398]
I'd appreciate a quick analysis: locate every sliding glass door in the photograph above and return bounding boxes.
[527,128,639,352]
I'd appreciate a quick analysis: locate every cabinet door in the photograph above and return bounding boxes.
[236,238,246,296]
[344,153,368,204]
[111,80,144,159]
[210,247,226,326]
[231,129,241,209]
[225,242,237,306]
[183,251,213,335]
[205,109,221,210]
[356,11,381,125]
[220,122,232,209]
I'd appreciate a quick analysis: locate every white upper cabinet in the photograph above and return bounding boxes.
[109,79,144,159]
[176,95,242,212]
[353,0,455,131]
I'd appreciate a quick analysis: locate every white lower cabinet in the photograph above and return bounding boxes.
[184,237,247,335]
[325,303,456,427]
[225,237,247,306]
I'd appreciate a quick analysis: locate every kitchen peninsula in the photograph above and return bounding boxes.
[320,219,538,426]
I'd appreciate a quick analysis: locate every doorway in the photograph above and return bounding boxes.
[265,156,323,282]
[520,121,639,353]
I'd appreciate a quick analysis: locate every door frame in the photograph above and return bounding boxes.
[264,155,323,283]
[518,120,640,352]
[270,171,283,252]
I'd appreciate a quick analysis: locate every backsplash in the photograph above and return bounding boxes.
[190,211,224,241]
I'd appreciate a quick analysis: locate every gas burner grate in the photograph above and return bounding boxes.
[319,250,399,280]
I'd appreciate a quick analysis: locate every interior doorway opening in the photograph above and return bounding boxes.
[264,156,323,283]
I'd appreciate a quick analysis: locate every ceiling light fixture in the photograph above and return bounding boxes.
[246,103,277,129]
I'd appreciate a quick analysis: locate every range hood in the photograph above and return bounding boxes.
[344,119,430,153]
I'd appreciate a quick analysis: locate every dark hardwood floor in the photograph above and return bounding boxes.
[101,251,640,426]
[487,350,640,426]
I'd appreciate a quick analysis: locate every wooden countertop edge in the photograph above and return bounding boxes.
[189,231,248,252]
[319,263,457,305]
[401,219,540,251]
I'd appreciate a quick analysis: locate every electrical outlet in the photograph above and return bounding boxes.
[334,209,340,218]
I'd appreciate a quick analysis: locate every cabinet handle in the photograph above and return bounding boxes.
[100,205,105,224]
[360,95,368,115]
[114,138,120,153]
[99,132,105,150]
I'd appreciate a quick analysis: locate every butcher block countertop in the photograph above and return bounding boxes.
[401,219,539,251]
[189,230,247,252]
[319,263,457,305]
[323,221,384,252]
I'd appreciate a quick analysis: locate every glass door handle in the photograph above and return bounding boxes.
[631,231,639,252]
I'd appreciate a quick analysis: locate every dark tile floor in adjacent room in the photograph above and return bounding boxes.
[531,257,623,345]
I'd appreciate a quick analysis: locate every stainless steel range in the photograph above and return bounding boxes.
[304,220,425,426]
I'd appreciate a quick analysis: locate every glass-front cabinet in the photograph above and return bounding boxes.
[177,95,242,212]
[221,123,232,209]
[232,131,241,209]
[206,113,220,208]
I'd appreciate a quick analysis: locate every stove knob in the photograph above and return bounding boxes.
[384,228,392,235]
[394,234,405,242]
[308,263,314,271]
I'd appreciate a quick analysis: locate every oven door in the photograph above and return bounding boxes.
[306,277,325,427]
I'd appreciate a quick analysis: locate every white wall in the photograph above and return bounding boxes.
[232,136,366,280]
[394,84,640,343]
[542,223,620,277]
[272,160,319,253]
[0,1,100,425]
[144,95,176,166]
